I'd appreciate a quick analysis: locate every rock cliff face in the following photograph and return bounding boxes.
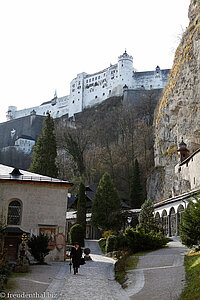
[148,0,200,202]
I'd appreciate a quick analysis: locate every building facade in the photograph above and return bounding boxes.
[154,142,200,237]
[0,165,72,261]
[6,51,170,121]
[2,135,35,155]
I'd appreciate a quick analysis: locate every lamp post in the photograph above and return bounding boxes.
[21,233,28,242]
[20,233,28,263]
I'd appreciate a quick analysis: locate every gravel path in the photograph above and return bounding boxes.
[56,240,128,300]
[126,237,189,300]
[7,238,189,300]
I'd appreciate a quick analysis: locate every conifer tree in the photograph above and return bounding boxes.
[137,199,158,233]
[29,113,58,177]
[130,159,144,208]
[137,198,158,233]
[91,172,121,231]
[77,182,86,236]
[179,198,200,249]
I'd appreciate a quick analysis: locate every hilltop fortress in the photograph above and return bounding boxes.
[6,51,170,121]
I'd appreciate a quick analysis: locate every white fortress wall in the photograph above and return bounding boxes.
[6,51,170,121]
[7,95,70,120]
[133,68,170,90]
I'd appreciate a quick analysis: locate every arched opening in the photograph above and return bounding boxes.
[7,200,22,225]
[155,212,161,225]
[169,207,176,236]
[162,210,168,236]
[177,204,185,235]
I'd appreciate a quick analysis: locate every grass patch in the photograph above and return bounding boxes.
[5,279,18,291]
[179,250,200,300]
[115,255,139,286]
[10,270,32,278]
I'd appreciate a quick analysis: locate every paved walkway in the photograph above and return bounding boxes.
[45,240,127,300]
[126,237,189,300]
[9,238,189,300]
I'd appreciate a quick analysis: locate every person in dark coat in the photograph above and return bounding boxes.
[70,242,82,274]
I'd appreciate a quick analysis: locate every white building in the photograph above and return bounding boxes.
[2,135,35,155]
[154,141,200,237]
[6,51,170,121]
[0,164,72,261]
[14,135,35,154]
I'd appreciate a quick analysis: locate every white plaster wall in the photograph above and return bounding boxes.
[154,199,188,216]
[176,151,200,190]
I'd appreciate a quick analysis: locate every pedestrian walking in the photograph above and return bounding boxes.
[70,242,83,275]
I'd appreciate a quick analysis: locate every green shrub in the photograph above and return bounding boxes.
[102,230,115,238]
[98,238,106,253]
[28,233,50,264]
[179,198,200,250]
[105,235,117,253]
[69,224,85,247]
[114,227,168,254]
[115,234,128,250]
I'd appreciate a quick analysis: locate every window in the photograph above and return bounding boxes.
[86,80,88,83]
[98,76,100,79]
[72,100,75,103]
[7,200,22,225]
[95,96,98,99]
[95,77,97,80]
[89,79,91,82]
[92,78,94,81]
[103,93,105,96]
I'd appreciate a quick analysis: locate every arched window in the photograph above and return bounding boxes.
[7,200,22,225]
[169,207,176,236]
[162,210,168,236]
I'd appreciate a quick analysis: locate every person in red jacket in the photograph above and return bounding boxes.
[70,242,82,274]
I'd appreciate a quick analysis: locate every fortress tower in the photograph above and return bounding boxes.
[117,50,133,92]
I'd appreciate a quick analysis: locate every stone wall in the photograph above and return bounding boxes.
[0,114,45,148]
[148,0,200,202]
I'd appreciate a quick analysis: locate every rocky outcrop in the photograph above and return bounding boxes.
[148,0,200,202]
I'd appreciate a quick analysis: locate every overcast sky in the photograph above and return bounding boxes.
[0,0,190,123]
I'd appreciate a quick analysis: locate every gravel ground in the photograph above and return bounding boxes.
[126,237,189,300]
[5,238,189,300]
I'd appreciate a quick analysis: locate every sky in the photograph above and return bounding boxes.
[0,0,190,123]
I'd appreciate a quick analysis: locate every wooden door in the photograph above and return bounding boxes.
[4,236,19,261]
